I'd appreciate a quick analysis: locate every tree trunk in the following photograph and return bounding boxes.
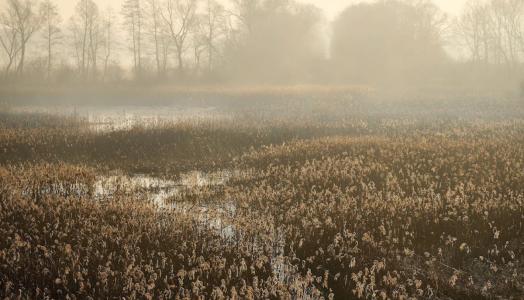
[47,27,52,79]
[17,35,26,76]
[177,44,184,72]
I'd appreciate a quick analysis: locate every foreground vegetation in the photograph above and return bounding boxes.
[1,95,523,299]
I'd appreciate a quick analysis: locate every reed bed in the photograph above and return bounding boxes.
[1,96,523,299]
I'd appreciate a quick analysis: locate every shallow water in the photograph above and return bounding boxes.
[94,170,232,204]
[16,167,294,278]
[11,105,231,132]
[94,170,237,238]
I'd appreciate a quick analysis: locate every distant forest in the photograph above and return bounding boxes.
[2,0,524,87]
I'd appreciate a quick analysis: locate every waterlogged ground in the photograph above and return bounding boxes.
[94,170,237,236]
[93,170,296,281]
[3,96,524,299]
[10,105,231,132]
[94,170,232,204]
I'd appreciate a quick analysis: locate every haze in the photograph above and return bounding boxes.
[2,1,524,299]
[52,0,468,19]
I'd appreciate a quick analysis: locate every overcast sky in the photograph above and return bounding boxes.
[54,0,468,20]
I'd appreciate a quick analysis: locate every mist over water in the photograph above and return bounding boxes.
[1,1,524,300]
[1,0,523,93]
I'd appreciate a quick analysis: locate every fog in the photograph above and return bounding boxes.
[1,0,524,99]
[3,2,524,299]
[51,0,468,21]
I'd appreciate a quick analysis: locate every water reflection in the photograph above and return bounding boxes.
[14,166,297,281]
[11,105,231,132]
[94,170,236,238]
[94,170,232,204]
[85,106,228,132]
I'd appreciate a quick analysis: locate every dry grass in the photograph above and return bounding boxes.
[1,94,523,299]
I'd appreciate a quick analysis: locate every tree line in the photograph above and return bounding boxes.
[2,0,524,85]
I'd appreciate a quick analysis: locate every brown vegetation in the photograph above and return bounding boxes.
[1,96,523,299]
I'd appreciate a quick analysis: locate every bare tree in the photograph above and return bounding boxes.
[490,0,524,68]
[102,7,115,81]
[88,9,101,78]
[332,0,447,83]
[228,0,257,35]
[202,0,225,72]
[191,19,206,72]
[0,6,22,77]
[490,1,511,65]
[40,0,60,79]
[160,0,198,73]
[458,1,489,63]
[146,0,160,76]
[5,0,42,76]
[122,0,143,78]
[458,0,524,69]
[69,16,83,74]
[70,0,99,79]
[145,0,169,77]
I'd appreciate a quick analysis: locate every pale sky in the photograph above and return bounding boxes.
[54,0,468,20]
[300,0,467,19]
